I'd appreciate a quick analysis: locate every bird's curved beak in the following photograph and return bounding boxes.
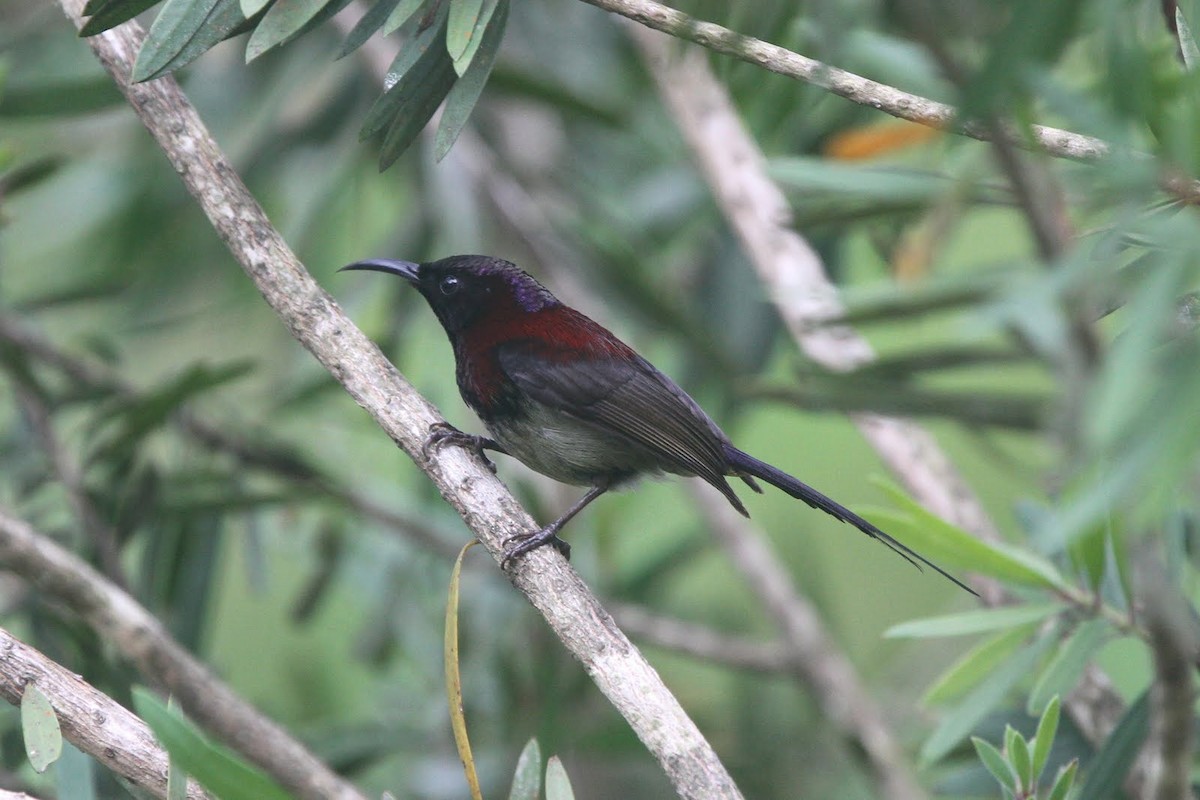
[338,258,420,284]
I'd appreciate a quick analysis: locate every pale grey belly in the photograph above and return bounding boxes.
[485,402,672,487]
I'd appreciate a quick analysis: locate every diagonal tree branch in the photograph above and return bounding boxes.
[58,4,743,798]
[0,626,212,800]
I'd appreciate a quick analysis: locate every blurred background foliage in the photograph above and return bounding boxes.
[1,0,1200,797]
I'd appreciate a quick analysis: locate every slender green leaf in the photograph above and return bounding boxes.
[89,362,254,464]
[133,0,220,79]
[972,737,1018,792]
[1027,620,1110,713]
[1076,689,1150,800]
[771,158,1010,205]
[132,0,246,82]
[870,481,1072,590]
[54,742,95,800]
[0,79,124,116]
[924,625,1034,704]
[80,0,165,35]
[920,633,1054,766]
[446,0,484,62]
[1047,760,1078,800]
[1030,696,1061,786]
[508,738,542,800]
[1007,727,1033,791]
[0,157,63,194]
[446,541,482,800]
[167,750,188,800]
[360,0,449,139]
[885,604,1061,639]
[486,66,624,126]
[381,0,427,35]
[239,0,270,20]
[133,688,291,800]
[21,684,61,774]
[451,0,499,74]
[1179,7,1200,70]
[378,48,457,168]
[545,756,575,800]
[16,276,127,311]
[337,0,404,57]
[435,0,507,160]
[245,0,338,60]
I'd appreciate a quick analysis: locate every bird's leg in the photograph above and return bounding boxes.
[501,485,609,569]
[422,422,505,473]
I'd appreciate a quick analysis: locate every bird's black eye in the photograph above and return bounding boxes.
[439,275,461,296]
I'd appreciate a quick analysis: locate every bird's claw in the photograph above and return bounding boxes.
[423,422,497,473]
[500,529,571,569]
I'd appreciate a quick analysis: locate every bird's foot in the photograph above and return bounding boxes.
[501,528,571,569]
[422,422,498,473]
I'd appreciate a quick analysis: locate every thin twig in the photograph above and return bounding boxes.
[59,5,743,798]
[0,507,368,800]
[0,626,212,800]
[578,0,1200,204]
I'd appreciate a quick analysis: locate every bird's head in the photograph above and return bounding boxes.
[340,255,559,334]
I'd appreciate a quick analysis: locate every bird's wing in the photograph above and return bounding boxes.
[495,339,739,499]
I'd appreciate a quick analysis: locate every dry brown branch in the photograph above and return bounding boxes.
[0,507,367,800]
[57,4,743,798]
[0,626,212,800]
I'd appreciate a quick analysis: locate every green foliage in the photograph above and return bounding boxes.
[544,756,576,800]
[507,738,542,800]
[867,482,1071,590]
[972,697,1076,800]
[55,743,98,800]
[435,0,507,160]
[83,0,512,165]
[21,684,61,774]
[1075,691,1150,800]
[131,0,249,82]
[133,688,292,800]
[6,0,1200,798]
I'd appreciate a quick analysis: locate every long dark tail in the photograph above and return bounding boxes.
[724,444,977,596]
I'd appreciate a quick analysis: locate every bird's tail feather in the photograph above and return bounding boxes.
[724,444,976,596]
